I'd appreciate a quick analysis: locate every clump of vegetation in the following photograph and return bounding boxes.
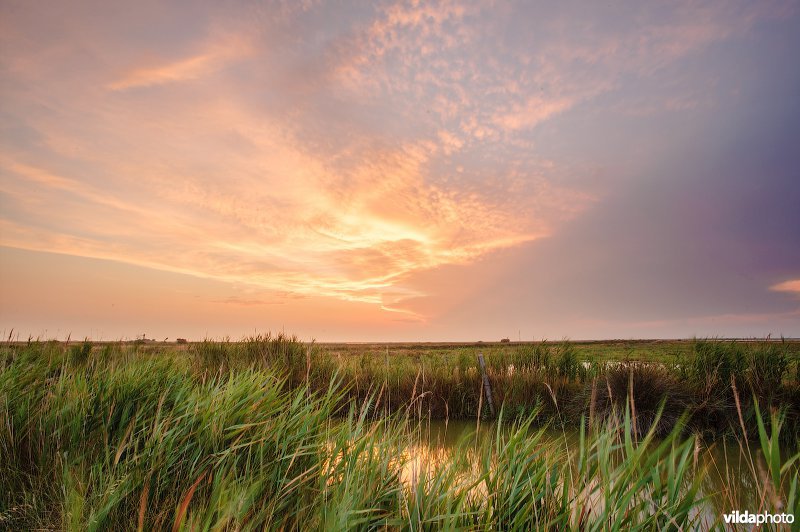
[673,339,799,440]
[577,362,693,436]
[4,338,800,528]
[2,339,798,529]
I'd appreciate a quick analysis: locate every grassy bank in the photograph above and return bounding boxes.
[172,335,799,439]
[4,336,799,439]
[2,339,799,529]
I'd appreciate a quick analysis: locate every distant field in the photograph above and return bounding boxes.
[29,337,800,364]
[318,338,800,364]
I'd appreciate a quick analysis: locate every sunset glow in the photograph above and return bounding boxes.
[1,1,798,341]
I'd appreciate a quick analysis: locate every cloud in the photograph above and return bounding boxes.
[212,293,305,306]
[107,35,252,90]
[108,52,218,90]
[492,96,574,131]
[327,0,780,147]
[771,279,800,296]
[0,104,572,318]
[2,0,791,328]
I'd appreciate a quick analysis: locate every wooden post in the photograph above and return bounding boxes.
[477,353,496,417]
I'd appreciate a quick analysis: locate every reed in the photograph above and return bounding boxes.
[1,338,798,529]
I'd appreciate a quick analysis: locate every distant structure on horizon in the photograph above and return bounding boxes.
[500,338,510,343]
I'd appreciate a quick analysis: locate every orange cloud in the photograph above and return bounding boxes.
[108,53,218,90]
[1,97,579,320]
[492,96,575,131]
[0,0,619,323]
[107,35,252,91]
[771,279,800,295]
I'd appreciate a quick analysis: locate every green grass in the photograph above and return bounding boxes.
[225,336,800,441]
[1,337,798,529]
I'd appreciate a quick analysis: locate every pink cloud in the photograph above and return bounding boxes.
[771,279,800,296]
[492,96,574,132]
[3,0,787,329]
[107,34,253,90]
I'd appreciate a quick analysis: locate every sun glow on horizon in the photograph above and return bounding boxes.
[1,1,799,340]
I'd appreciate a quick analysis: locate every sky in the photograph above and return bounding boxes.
[1,0,799,342]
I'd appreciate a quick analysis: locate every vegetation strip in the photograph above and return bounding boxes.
[1,336,798,529]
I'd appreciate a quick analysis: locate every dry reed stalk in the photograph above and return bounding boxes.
[172,470,207,532]
[305,346,311,387]
[114,417,136,466]
[731,375,747,440]
[137,476,150,532]
[730,375,761,490]
[374,381,385,416]
[629,369,638,441]
[476,382,483,434]
[756,454,782,512]
[544,382,559,416]
[385,347,390,416]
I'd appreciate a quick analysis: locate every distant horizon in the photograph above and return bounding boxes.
[4,328,798,345]
[2,1,798,340]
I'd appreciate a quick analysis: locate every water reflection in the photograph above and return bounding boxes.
[396,419,796,525]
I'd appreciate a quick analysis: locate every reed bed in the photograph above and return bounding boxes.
[1,337,798,530]
[180,335,799,441]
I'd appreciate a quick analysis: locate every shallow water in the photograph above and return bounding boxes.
[398,419,796,524]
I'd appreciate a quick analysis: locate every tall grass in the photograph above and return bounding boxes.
[1,338,798,529]
[300,337,799,441]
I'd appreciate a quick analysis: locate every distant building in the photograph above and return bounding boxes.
[500,338,510,343]
[176,338,188,344]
